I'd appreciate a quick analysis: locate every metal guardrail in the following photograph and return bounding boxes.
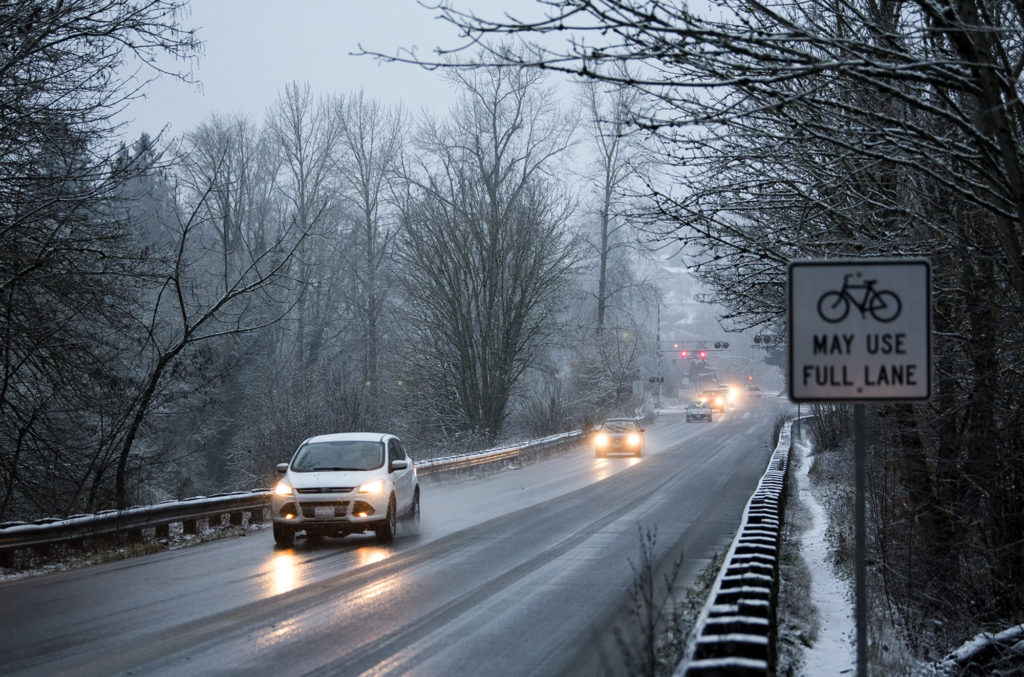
[0,490,272,566]
[0,429,591,568]
[415,430,586,477]
[676,418,795,677]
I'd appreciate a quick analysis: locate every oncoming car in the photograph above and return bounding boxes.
[593,418,645,457]
[685,400,713,422]
[271,432,420,547]
[698,390,727,412]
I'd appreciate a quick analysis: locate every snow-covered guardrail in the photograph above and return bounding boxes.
[415,430,586,477]
[0,428,593,568]
[0,490,271,567]
[676,418,795,677]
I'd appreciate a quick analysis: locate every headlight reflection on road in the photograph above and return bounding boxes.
[593,458,613,482]
[358,546,390,567]
[269,551,303,596]
[592,454,643,482]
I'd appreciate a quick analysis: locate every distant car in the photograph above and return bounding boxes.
[699,390,727,411]
[685,401,713,422]
[593,417,645,457]
[718,384,739,404]
[271,432,420,547]
[746,385,763,397]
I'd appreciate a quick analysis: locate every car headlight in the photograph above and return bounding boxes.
[358,479,386,495]
[627,433,641,446]
[274,480,293,497]
[594,432,609,447]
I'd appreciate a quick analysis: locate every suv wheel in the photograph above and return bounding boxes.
[273,523,294,548]
[376,495,397,543]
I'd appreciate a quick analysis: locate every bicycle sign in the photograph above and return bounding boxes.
[789,259,930,401]
[817,272,901,323]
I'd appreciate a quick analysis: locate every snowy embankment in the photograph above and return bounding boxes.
[792,432,856,675]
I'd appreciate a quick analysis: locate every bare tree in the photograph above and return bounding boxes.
[334,91,406,424]
[0,0,199,519]
[403,0,1024,304]
[394,60,582,445]
[111,157,314,508]
[577,69,652,332]
[571,71,659,414]
[265,82,342,370]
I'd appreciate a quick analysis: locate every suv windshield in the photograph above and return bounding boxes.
[291,440,384,472]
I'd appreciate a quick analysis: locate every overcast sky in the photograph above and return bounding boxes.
[122,1,547,140]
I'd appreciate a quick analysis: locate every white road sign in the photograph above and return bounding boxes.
[788,259,931,401]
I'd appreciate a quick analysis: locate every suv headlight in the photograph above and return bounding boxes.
[594,432,609,447]
[274,480,293,497]
[358,479,386,495]
[627,433,641,446]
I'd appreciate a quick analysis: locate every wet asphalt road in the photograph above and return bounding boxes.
[0,397,791,676]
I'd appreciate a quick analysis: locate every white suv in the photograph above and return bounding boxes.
[271,432,420,547]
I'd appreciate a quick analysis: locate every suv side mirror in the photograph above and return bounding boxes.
[275,463,289,474]
[389,458,409,472]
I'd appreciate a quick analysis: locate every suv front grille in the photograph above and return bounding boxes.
[299,501,350,518]
[296,487,354,494]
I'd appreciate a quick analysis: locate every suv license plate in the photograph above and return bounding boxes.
[314,506,334,519]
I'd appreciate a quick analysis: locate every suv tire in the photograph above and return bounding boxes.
[376,495,397,543]
[273,523,294,548]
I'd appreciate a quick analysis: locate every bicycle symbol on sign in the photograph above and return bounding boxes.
[817,272,902,323]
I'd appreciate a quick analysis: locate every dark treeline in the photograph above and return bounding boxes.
[0,6,664,520]
[417,0,1024,665]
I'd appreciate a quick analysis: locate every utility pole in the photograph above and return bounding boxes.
[656,304,662,407]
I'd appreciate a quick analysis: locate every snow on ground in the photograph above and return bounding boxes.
[794,433,857,675]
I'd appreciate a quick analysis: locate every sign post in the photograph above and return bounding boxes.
[789,259,931,677]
